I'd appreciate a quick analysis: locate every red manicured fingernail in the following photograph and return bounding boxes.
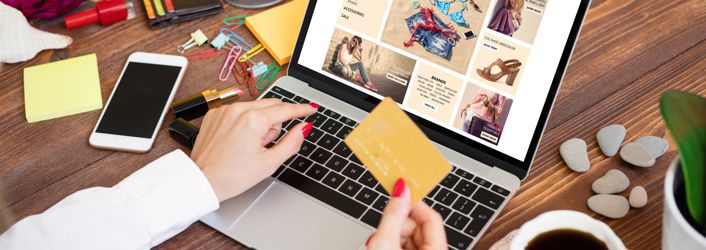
[365,235,371,246]
[301,122,313,137]
[391,178,405,198]
[309,102,320,109]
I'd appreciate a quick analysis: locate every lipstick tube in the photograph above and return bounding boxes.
[65,0,137,30]
[172,86,244,120]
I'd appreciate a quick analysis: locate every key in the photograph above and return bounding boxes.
[336,126,353,139]
[342,163,365,180]
[262,91,282,99]
[455,168,474,180]
[372,196,388,212]
[465,205,493,236]
[332,143,352,158]
[447,212,471,231]
[434,188,459,207]
[317,134,339,150]
[305,113,328,127]
[325,155,348,172]
[358,171,378,188]
[441,174,460,189]
[298,141,316,157]
[293,96,309,103]
[472,176,491,188]
[454,180,478,197]
[491,185,510,196]
[305,128,324,143]
[445,227,473,250]
[271,86,295,99]
[278,169,365,218]
[310,148,333,165]
[322,171,345,189]
[452,196,476,214]
[321,119,343,135]
[323,109,341,119]
[355,187,379,205]
[290,156,313,172]
[339,116,358,127]
[305,164,329,181]
[339,179,362,197]
[472,188,504,209]
[361,209,382,228]
[432,203,452,219]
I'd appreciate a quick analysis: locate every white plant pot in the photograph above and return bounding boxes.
[663,157,706,249]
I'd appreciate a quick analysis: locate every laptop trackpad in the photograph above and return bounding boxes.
[229,182,371,250]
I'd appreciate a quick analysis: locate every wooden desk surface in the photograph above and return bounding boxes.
[1,1,705,249]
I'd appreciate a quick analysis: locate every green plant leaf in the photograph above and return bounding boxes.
[660,90,706,229]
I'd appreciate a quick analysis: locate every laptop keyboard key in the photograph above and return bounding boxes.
[359,171,378,188]
[310,148,333,165]
[445,227,473,250]
[339,179,362,197]
[454,180,478,197]
[293,96,309,103]
[321,119,343,135]
[361,209,382,228]
[472,176,492,188]
[262,91,282,99]
[305,164,329,181]
[332,143,352,158]
[271,86,295,99]
[491,185,510,196]
[372,196,389,212]
[278,169,365,219]
[305,113,328,127]
[441,174,460,189]
[455,168,474,180]
[472,188,504,209]
[298,141,316,157]
[447,212,471,231]
[342,163,365,180]
[434,188,458,207]
[323,109,341,120]
[355,187,379,205]
[452,196,476,214]
[336,126,353,139]
[339,116,358,127]
[305,128,324,143]
[322,171,345,189]
[325,155,348,172]
[317,134,339,150]
[465,205,493,236]
[432,203,452,219]
[290,156,313,172]
[349,154,362,165]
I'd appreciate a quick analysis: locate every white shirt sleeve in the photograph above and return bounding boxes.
[0,149,220,250]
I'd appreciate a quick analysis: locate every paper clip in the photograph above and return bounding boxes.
[219,46,243,81]
[221,28,253,50]
[249,61,268,78]
[238,43,266,62]
[223,14,251,26]
[256,63,282,91]
[233,61,258,96]
[184,47,227,61]
[177,29,209,54]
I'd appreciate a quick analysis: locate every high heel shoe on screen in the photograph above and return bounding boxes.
[476,58,522,86]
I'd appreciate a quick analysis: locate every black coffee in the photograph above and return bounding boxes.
[526,229,609,250]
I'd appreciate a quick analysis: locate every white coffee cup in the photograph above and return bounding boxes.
[510,210,626,250]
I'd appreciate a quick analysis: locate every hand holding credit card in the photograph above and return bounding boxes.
[344,98,452,204]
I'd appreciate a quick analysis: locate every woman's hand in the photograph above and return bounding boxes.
[191,99,317,202]
[366,178,447,250]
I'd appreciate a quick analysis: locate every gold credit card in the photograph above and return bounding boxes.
[345,98,452,204]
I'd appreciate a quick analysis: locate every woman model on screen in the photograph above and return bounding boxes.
[488,0,524,37]
[460,88,507,133]
[0,99,447,250]
[335,36,379,92]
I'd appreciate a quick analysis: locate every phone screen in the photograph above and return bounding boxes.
[96,62,182,138]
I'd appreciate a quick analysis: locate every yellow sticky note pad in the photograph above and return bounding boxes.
[24,54,103,123]
[345,98,452,204]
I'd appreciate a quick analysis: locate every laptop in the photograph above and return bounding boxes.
[201,0,590,249]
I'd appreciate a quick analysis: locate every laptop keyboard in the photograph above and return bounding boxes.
[263,86,511,250]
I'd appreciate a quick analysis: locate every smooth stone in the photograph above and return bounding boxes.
[592,169,630,194]
[620,143,656,167]
[635,136,669,158]
[560,138,591,172]
[629,186,648,208]
[588,194,630,219]
[596,124,626,157]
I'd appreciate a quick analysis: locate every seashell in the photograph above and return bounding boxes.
[0,2,72,63]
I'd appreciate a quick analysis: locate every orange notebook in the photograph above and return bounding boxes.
[245,0,308,65]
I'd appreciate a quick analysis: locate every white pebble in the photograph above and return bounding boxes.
[629,186,648,208]
[560,138,591,172]
[592,169,630,194]
[596,124,626,157]
[620,143,656,167]
[588,194,630,219]
[635,136,669,158]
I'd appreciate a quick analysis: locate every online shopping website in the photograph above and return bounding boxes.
[298,0,582,161]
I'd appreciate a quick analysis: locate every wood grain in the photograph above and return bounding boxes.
[0,1,705,249]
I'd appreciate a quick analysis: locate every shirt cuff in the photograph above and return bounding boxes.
[115,149,220,245]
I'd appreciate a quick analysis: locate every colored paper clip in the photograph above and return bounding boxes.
[233,61,257,96]
[219,46,243,81]
[256,63,282,91]
[249,61,268,78]
[177,29,209,54]
[220,28,253,50]
[223,14,251,26]
[238,44,266,62]
[184,47,228,61]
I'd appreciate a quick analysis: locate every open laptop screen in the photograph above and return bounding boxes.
[295,0,584,173]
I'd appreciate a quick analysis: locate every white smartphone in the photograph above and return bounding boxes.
[89,52,188,153]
